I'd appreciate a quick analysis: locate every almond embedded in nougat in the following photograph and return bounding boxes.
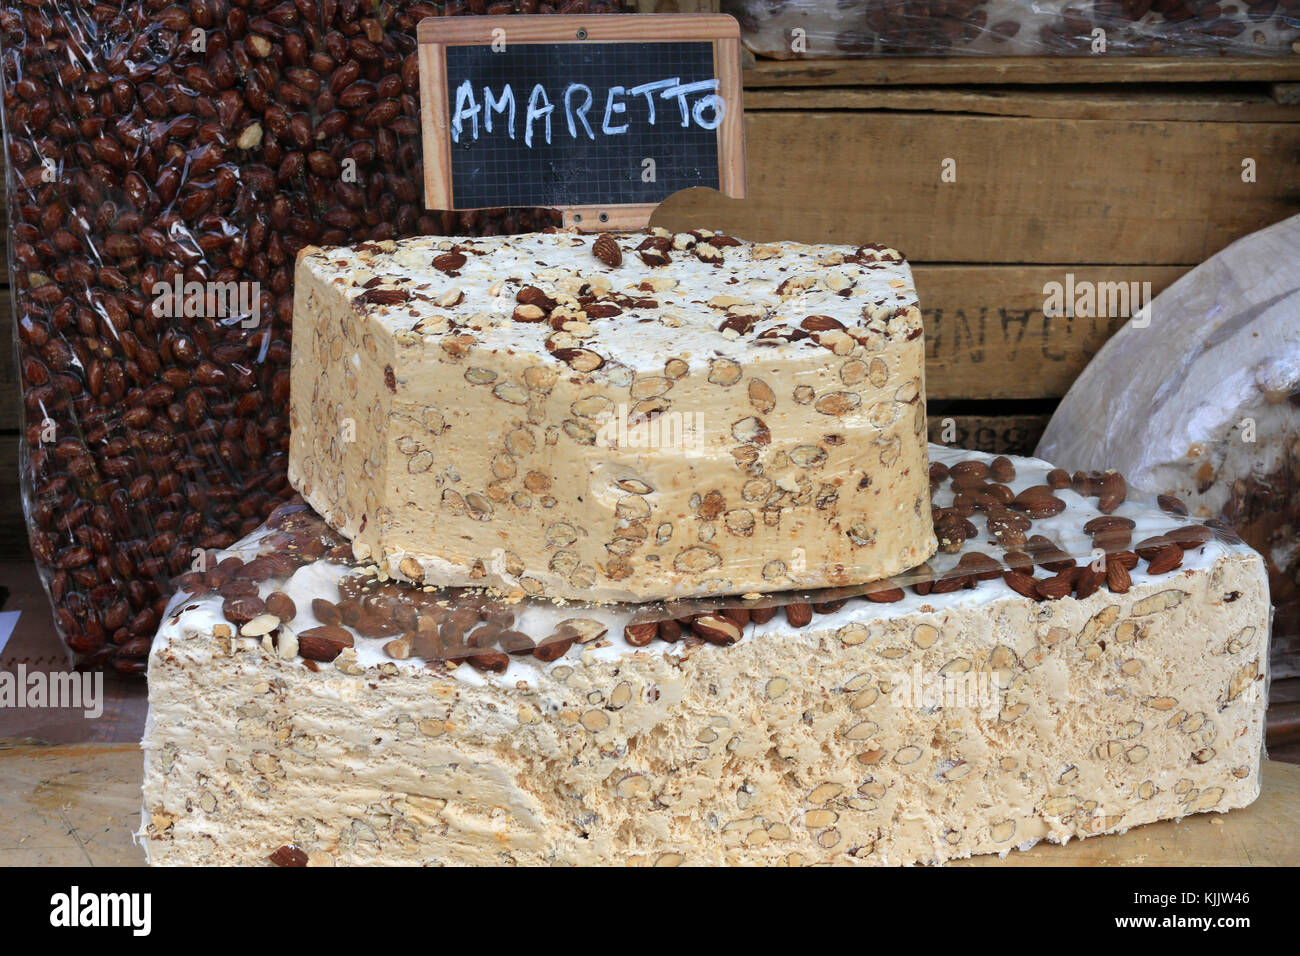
[288,231,936,602]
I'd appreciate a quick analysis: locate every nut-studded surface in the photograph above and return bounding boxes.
[289,229,935,601]
[142,447,1271,866]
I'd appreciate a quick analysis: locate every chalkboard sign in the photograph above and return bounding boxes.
[417,15,746,230]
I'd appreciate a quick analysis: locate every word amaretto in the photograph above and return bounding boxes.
[450,77,725,147]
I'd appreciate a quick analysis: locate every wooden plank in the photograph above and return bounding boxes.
[915,265,1187,400]
[746,86,1300,123]
[417,11,738,44]
[0,742,1294,866]
[744,56,1300,88]
[0,743,144,867]
[927,414,1050,457]
[715,34,748,200]
[654,111,1300,264]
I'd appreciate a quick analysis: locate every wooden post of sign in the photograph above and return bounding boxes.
[417,14,746,232]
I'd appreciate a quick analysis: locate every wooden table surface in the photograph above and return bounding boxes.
[1,743,1297,866]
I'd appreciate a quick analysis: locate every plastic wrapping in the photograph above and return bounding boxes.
[0,2,637,674]
[1037,213,1300,677]
[167,444,1249,672]
[724,0,1300,57]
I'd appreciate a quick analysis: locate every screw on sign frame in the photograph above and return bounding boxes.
[417,14,747,231]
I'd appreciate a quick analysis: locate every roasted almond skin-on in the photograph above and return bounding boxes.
[141,448,1269,866]
[287,230,935,602]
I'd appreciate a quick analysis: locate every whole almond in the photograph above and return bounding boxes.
[1110,550,1140,571]
[1035,574,1073,601]
[624,621,659,647]
[1097,472,1127,514]
[990,456,1016,483]
[750,606,778,625]
[1003,570,1039,598]
[592,233,622,267]
[1135,536,1174,561]
[1074,567,1103,600]
[432,251,467,273]
[957,551,1003,581]
[1083,515,1137,535]
[1046,468,1071,490]
[800,315,846,332]
[658,619,684,643]
[1105,560,1132,593]
[864,583,905,603]
[784,602,813,628]
[692,613,743,645]
[949,460,991,480]
[930,572,970,594]
[467,650,509,673]
[222,594,266,625]
[1158,494,1189,516]
[297,626,353,662]
[265,591,296,622]
[1168,524,1212,549]
[1003,550,1035,572]
[1147,544,1184,575]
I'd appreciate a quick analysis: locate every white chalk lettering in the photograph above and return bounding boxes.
[525,83,553,147]
[602,85,628,135]
[483,84,515,138]
[450,80,481,143]
[661,79,719,127]
[628,78,677,124]
[564,83,595,140]
[464,76,725,145]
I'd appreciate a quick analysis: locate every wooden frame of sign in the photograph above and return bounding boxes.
[417,14,746,231]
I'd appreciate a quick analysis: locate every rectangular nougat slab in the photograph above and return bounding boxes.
[288,229,934,602]
[142,447,1270,866]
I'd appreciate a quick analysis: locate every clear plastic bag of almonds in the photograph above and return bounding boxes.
[725,0,1300,58]
[1037,213,1299,678]
[0,2,625,674]
[172,444,1259,678]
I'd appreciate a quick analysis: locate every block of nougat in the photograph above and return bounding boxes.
[141,446,1269,867]
[288,229,934,602]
